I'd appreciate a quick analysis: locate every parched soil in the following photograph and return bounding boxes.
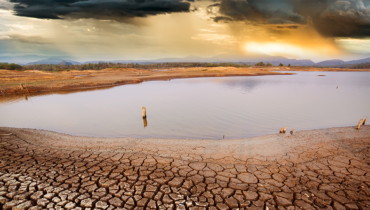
[0,126,369,210]
[1,66,369,96]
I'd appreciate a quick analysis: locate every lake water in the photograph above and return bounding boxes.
[1,71,369,139]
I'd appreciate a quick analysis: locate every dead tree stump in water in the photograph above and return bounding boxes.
[143,118,148,128]
[142,106,146,118]
[357,119,363,129]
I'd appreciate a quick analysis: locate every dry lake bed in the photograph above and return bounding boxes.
[0,70,370,210]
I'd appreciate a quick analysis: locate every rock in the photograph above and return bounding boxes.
[237,173,258,184]
[224,197,238,208]
[294,200,315,210]
[216,203,230,210]
[64,202,76,209]
[81,198,96,208]
[189,163,206,171]
[275,196,292,206]
[15,201,30,209]
[243,191,258,201]
[333,201,346,210]
[168,177,184,187]
[37,198,49,207]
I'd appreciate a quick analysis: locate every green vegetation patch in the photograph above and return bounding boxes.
[0,62,23,70]
[18,62,251,72]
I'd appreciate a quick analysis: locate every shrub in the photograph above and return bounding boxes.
[255,61,265,66]
[0,62,23,70]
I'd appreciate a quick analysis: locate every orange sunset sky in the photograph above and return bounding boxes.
[1,0,370,62]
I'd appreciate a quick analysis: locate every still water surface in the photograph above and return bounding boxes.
[1,71,369,139]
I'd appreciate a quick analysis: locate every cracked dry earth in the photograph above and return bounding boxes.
[0,127,370,210]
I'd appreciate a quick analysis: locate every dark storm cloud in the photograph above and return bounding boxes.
[8,0,191,21]
[275,25,299,30]
[209,0,370,37]
[212,16,232,22]
[306,0,370,37]
[213,0,306,24]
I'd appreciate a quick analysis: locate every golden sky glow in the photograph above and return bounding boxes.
[1,0,370,63]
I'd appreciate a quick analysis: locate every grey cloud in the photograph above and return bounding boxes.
[0,0,14,9]
[212,16,232,22]
[8,0,191,21]
[213,0,306,24]
[314,0,370,37]
[209,0,370,37]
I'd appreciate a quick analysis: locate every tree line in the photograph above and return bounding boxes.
[255,62,291,67]
[1,62,251,71]
[0,62,23,70]
[1,61,301,71]
[334,62,370,69]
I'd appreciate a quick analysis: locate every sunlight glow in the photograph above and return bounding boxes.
[245,42,307,57]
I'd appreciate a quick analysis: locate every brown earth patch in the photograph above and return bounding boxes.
[0,126,369,209]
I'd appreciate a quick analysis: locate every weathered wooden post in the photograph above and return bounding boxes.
[142,105,146,118]
[357,119,363,129]
[290,128,294,135]
[363,117,368,125]
[20,83,24,90]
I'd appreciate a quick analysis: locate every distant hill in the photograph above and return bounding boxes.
[84,54,316,66]
[316,57,370,67]
[8,54,370,67]
[59,60,74,65]
[334,62,370,69]
[27,58,81,65]
[344,57,370,65]
[0,55,47,65]
[315,59,345,66]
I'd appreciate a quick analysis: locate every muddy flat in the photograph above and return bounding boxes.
[0,126,369,209]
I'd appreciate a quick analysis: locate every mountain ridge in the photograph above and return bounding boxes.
[6,54,370,67]
[27,58,81,65]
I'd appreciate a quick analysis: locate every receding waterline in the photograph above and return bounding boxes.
[1,71,369,139]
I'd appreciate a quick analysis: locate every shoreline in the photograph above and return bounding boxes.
[1,66,370,96]
[0,72,288,96]
[1,125,369,162]
[0,67,292,96]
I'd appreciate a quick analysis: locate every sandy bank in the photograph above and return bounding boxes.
[1,126,369,163]
[0,67,292,96]
[1,66,369,96]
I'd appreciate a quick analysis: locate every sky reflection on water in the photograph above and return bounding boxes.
[1,71,369,139]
